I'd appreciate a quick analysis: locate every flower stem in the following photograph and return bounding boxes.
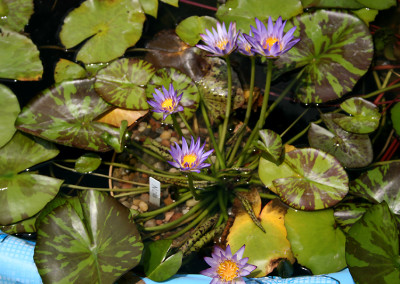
[187,172,200,200]
[171,113,184,139]
[217,187,228,222]
[178,112,196,138]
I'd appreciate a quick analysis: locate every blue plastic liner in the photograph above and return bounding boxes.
[0,230,355,284]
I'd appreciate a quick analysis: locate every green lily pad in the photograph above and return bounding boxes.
[301,0,364,8]
[16,78,120,152]
[54,59,87,83]
[256,129,283,163]
[216,0,303,32]
[274,10,373,103]
[176,16,218,46]
[350,161,400,215]
[145,67,200,123]
[391,102,400,136]
[346,202,400,283]
[355,0,396,10]
[75,153,102,173]
[273,148,349,210]
[95,58,156,109]
[0,131,61,225]
[59,0,145,64]
[0,27,43,80]
[353,8,379,25]
[34,190,143,283]
[334,199,371,232]
[0,0,34,31]
[139,0,158,18]
[285,207,347,274]
[308,113,373,168]
[0,214,37,234]
[143,240,183,282]
[160,0,178,6]
[0,84,20,148]
[333,97,381,134]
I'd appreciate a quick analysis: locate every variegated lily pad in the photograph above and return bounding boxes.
[34,190,143,283]
[346,202,400,283]
[333,97,381,134]
[274,10,373,103]
[146,67,200,123]
[0,84,20,147]
[350,161,400,215]
[273,148,349,210]
[16,78,119,152]
[0,214,37,234]
[59,0,145,64]
[334,200,371,232]
[0,0,34,31]
[308,113,373,168]
[95,58,156,109]
[256,129,283,163]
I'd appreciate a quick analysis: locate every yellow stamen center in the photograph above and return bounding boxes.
[263,37,280,51]
[181,153,197,167]
[245,44,252,53]
[216,39,228,50]
[217,260,239,282]
[161,98,174,111]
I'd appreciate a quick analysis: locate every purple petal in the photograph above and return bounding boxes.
[234,245,246,259]
[200,267,217,278]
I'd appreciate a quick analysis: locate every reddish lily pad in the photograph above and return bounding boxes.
[0,0,34,31]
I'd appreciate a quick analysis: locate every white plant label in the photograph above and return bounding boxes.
[149,177,161,207]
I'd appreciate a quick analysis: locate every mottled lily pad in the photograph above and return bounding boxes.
[391,102,400,136]
[333,97,381,134]
[0,214,37,234]
[0,27,43,80]
[95,58,156,109]
[334,199,371,232]
[350,161,400,215]
[176,16,218,46]
[285,207,346,274]
[308,113,373,168]
[0,0,34,31]
[275,10,373,103]
[16,78,119,152]
[256,129,283,163]
[346,202,400,284]
[34,190,143,283]
[0,84,20,147]
[273,148,349,210]
[59,0,145,64]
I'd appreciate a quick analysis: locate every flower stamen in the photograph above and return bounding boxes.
[217,260,239,282]
[161,98,174,111]
[181,153,197,167]
[216,39,228,50]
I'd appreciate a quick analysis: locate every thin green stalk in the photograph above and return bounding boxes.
[362,83,400,99]
[130,140,166,162]
[178,112,196,138]
[62,184,147,192]
[171,113,184,139]
[259,192,279,199]
[280,108,309,138]
[187,173,199,200]
[113,189,150,198]
[217,188,228,222]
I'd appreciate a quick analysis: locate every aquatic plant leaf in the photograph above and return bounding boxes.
[101,120,128,153]
[0,27,43,80]
[0,214,37,234]
[216,0,303,32]
[160,0,178,6]
[308,113,373,168]
[227,198,295,277]
[350,161,400,215]
[197,57,244,123]
[301,0,363,8]
[0,0,34,31]
[176,16,218,46]
[145,67,200,123]
[95,58,156,109]
[274,10,373,103]
[353,8,379,25]
[34,190,143,283]
[333,97,381,134]
[96,108,148,127]
[346,202,400,283]
[334,200,371,232]
[285,207,346,274]
[54,59,87,83]
[356,0,396,10]
[0,84,20,147]
[256,129,283,163]
[16,78,120,152]
[75,153,102,174]
[273,148,349,210]
[59,0,145,64]
[143,240,183,282]
[391,102,400,136]
[139,0,157,18]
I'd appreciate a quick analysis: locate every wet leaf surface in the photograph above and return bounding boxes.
[0,0,34,31]
[0,84,20,147]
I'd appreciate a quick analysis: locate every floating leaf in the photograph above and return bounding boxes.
[0,0,34,31]
[350,161,400,215]
[334,200,371,232]
[0,84,20,148]
[139,0,158,18]
[346,202,400,283]
[355,0,396,10]
[96,108,148,127]
[391,102,400,136]
[176,16,218,46]
[0,214,37,234]
[145,67,200,123]
[101,120,128,153]
[227,198,295,277]
[256,129,283,163]
[353,8,379,25]
[34,190,143,283]
[0,131,61,225]
[0,27,43,80]
[333,97,381,134]
[285,207,346,274]
[59,0,145,64]
[301,0,363,8]
[54,59,87,83]
[160,0,178,6]
[75,153,102,173]
[275,10,373,103]
[95,58,156,109]
[216,0,303,32]
[16,78,120,152]
[273,148,349,210]
[308,113,373,168]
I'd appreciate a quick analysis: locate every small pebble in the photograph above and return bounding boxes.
[170,137,178,143]
[130,204,139,210]
[180,122,185,128]
[161,139,170,147]
[138,125,146,132]
[121,201,131,208]
[133,199,141,206]
[186,198,199,207]
[140,193,149,202]
[138,201,148,212]
[144,219,156,227]
[155,137,162,143]
[169,212,183,222]
[182,129,189,135]
[182,208,190,214]
[160,131,172,140]
[164,211,175,222]
[156,220,163,225]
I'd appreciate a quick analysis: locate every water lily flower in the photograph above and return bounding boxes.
[200,245,256,284]
[147,83,184,120]
[237,32,254,56]
[196,21,239,56]
[168,136,213,173]
[244,17,300,58]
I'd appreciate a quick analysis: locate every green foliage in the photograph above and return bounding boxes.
[256,129,284,163]
[391,102,400,136]
[75,153,102,173]
[0,84,20,147]
[0,0,34,31]
[176,16,218,46]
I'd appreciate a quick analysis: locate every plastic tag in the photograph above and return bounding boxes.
[149,177,161,207]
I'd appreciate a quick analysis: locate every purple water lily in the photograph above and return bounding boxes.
[147,83,184,120]
[168,136,213,173]
[237,32,254,56]
[244,17,300,58]
[196,21,239,57]
[200,245,257,284]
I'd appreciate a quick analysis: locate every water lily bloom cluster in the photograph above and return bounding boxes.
[237,32,254,56]
[168,136,214,173]
[200,245,256,284]
[147,83,184,120]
